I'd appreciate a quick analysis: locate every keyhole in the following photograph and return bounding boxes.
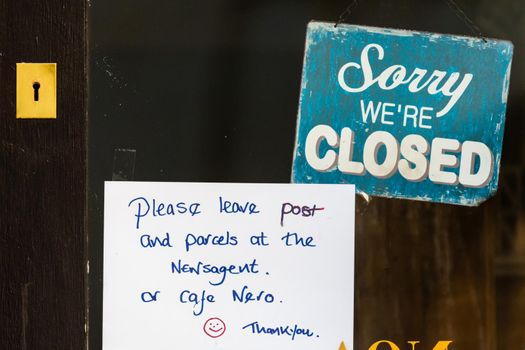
[33,82,40,102]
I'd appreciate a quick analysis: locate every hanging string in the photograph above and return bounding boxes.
[443,0,487,42]
[334,0,487,42]
[334,0,359,28]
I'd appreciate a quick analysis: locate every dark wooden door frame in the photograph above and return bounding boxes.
[0,1,87,349]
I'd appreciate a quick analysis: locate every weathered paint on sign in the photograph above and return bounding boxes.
[292,21,514,206]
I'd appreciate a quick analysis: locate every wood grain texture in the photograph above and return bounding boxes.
[355,197,496,349]
[496,277,525,349]
[0,0,87,349]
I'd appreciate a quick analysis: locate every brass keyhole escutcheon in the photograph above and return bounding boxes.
[16,63,57,119]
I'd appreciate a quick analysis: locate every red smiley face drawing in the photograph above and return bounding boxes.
[203,317,226,338]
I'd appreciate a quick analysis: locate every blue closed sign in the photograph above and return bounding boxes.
[292,22,513,206]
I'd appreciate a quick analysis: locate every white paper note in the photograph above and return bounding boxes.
[103,182,355,350]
